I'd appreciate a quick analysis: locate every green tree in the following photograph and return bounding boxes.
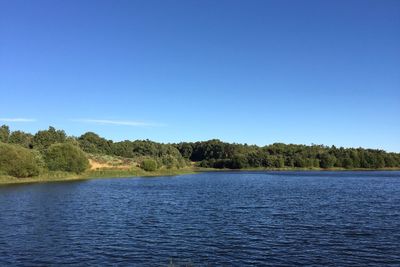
[374,154,385,169]
[342,157,354,169]
[319,153,337,168]
[0,125,10,143]
[176,143,193,159]
[79,132,113,154]
[274,156,285,168]
[294,156,307,168]
[9,130,33,148]
[112,141,134,158]
[0,143,42,177]
[33,126,66,150]
[230,154,248,169]
[44,143,89,173]
[384,154,397,167]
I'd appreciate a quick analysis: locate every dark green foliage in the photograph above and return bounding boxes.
[79,132,113,154]
[0,125,10,143]
[175,141,400,170]
[230,154,249,169]
[112,140,135,158]
[140,159,157,171]
[0,143,42,177]
[131,140,159,157]
[384,154,398,167]
[319,153,337,168]
[176,143,193,159]
[44,143,89,173]
[33,126,67,150]
[9,130,33,148]
[272,156,285,168]
[185,139,235,162]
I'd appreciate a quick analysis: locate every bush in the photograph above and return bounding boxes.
[0,143,42,177]
[44,143,89,173]
[140,159,157,171]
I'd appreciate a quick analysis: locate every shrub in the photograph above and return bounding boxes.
[44,143,89,173]
[140,159,157,171]
[0,143,42,177]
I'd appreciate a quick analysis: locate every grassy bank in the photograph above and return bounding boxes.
[0,167,197,186]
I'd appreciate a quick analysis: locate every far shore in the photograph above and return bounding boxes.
[0,168,198,186]
[1,167,399,186]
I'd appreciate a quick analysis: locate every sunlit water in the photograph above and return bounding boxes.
[1,171,400,266]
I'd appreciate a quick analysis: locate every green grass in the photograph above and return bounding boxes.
[0,167,197,185]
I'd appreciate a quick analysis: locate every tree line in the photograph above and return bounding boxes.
[1,125,399,178]
[176,139,400,169]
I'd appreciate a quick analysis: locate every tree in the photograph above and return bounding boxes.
[0,143,42,177]
[230,154,248,169]
[342,157,354,169]
[384,154,397,167]
[294,156,307,168]
[9,130,33,148]
[373,154,385,169]
[112,141,134,158]
[319,153,337,168]
[247,151,264,167]
[33,126,66,150]
[79,132,113,154]
[131,140,158,157]
[44,143,89,173]
[176,143,193,159]
[273,156,285,168]
[0,125,10,143]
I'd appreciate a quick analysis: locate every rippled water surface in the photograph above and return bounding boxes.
[1,171,400,266]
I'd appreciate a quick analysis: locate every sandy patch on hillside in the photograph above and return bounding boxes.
[89,159,132,170]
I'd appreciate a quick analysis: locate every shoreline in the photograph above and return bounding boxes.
[1,167,399,186]
[200,167,400,172]
[0,168,197,186]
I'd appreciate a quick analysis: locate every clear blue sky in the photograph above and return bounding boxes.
[1,0,399,151]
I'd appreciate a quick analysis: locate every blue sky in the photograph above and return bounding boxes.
[1,0,399,151]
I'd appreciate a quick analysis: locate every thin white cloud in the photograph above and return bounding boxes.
[0,118,36,122]
[72,119,166,127]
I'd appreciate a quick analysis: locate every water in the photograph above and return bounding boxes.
[0,171,400,266]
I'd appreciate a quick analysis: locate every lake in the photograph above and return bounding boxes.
[0,171,400,266]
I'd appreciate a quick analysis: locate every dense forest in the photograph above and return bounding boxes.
[1,125,400,179]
